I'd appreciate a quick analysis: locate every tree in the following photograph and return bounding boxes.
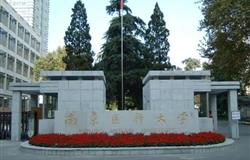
[182,58,201,71]
[99,0,147,110]
[34,47,66,81]
[199,0,250,94]
[202,61,210,70]
[63,0,94,70]
[145,2,172,70]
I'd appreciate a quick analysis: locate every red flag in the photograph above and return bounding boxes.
[120,0,124,10]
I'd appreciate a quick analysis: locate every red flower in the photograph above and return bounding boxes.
[29,132,225,148]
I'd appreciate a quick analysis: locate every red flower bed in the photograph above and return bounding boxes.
[29,132,225,148]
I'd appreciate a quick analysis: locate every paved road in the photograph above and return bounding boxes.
[0,121,249,160]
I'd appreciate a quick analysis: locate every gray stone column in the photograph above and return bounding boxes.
[11,91,22,141]
[206,92,210,117]
[228,90,239,139]
[42,94,46,118]
[210,94,218,131]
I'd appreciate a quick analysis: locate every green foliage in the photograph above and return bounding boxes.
[33,47,66,81]
[202,61,210,70]
[145,2,172,70]
[64,0,94,70]
[98,0,147,110]
[182,58,201,71]
[199,0,250,94]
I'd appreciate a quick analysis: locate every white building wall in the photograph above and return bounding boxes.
[6,0,34,26]
[144,80,211,111]
[142,82,150,110]
[57,80,106,111]
[54,110,200,134]
[0,0,41,107]
[6,0,49,54]
[40,80,106,111]
[142,78,212,133]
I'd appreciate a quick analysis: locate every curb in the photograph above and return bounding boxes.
[20,138,234,156]
[239,121,250,125]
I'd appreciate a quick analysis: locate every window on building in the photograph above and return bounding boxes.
[0,72,5,89]
[0,27,8,46]
[24,30,30,44]
[24,46,29,61]
[7,55,14,71]
[36,41,40,52]
[16,59,22,75]
[6,75,14,90]
[18,24,24,39]
[8,34,16,52]
[17,41,23,57]
[31,36,36,49]
[0,6,9,27]
[0,50,6,68]
[45,94,58,119]
[9,15,17,33]
[16,78,22,83]
[0,97,4,108]
[0,96,11,108]
[23,64,29,77]
[30,51,35,63]
[36,55,40,61]
[194,92,209,117]
[30,68,33,80]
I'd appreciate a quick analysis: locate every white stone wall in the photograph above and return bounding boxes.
[57,80,106,111]
[199,118,213,132]
[39,119,54,134]
[142,79,212,134]
[142,82,150,110]
[54,110,200,134]
[143,80,211,111]
[40,80,106,111]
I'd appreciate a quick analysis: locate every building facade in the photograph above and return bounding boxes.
[6,0,49,54]
[0,0,42,111]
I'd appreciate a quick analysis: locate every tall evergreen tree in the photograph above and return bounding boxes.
[99,0,147,110]
[145,2,171,70]
[64,0,93,70]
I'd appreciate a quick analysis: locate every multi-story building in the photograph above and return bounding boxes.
[6,0,49,54]
[0,0,42,110]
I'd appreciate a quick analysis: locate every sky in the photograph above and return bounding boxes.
[48,0,206,68]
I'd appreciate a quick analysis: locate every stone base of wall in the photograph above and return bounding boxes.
[199,117,213,132]
[39,119,54,134]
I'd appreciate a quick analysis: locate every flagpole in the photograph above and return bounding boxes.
[120,0,124,110]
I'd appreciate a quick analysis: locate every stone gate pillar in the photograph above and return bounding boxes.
[210,94,218,131]
[228,90,239,139]
[11,91,22,141]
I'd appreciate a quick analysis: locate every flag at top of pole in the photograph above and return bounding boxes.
[120,0,124,10]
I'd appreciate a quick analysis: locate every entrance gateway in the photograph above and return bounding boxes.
[10,70,240,141]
